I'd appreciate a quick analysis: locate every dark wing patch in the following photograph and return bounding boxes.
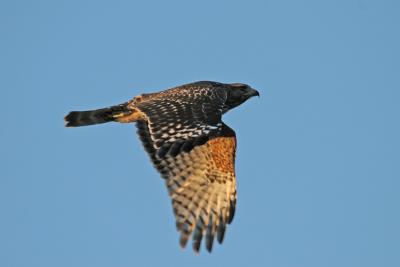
[133,86,227,157]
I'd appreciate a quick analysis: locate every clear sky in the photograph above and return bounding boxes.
[1,0,399,266]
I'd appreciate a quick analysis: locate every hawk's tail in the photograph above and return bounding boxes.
[65,102,143,127]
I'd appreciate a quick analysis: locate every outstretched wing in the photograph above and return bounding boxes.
[133,86,236,252]
[137,121,237,253]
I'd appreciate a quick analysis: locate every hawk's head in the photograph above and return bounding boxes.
[223,83,259,112]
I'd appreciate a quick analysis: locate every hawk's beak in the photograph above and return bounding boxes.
[249,88,260,97]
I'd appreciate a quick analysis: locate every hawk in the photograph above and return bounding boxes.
[65,81,259,253]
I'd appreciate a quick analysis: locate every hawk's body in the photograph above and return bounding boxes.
[65,81,259,253]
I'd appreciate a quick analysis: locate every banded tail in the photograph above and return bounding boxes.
[65,102,144,127]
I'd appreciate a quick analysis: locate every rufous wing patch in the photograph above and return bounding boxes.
[207,137,236,173]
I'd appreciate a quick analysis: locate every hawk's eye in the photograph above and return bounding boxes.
[231,83,248,91]
[240,85,249,91]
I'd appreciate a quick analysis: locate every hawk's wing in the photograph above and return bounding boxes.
[137,121,236,253]
[133,91,237,253]
[132,87,227,158]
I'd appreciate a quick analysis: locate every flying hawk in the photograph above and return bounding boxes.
[65,81,259,253]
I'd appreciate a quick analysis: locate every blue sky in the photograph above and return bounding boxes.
[1,0,399,266]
